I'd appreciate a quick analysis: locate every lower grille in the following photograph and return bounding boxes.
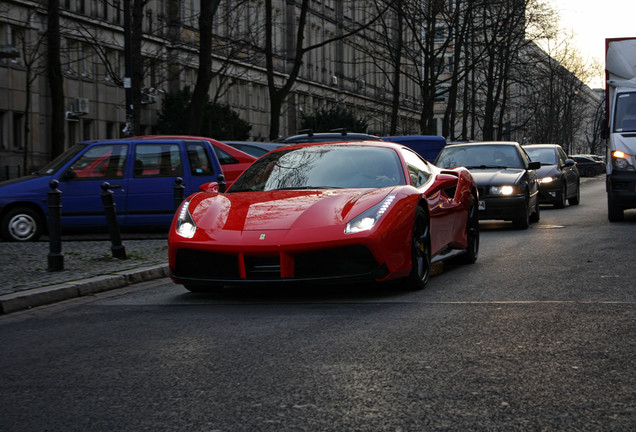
[294,246,378,278]
[175,249,240,279]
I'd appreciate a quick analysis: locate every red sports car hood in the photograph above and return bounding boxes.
[189,188,396,231]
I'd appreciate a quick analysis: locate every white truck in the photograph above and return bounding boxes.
[604,38,636,221]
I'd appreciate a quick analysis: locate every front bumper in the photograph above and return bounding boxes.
[608,171,636,209]
[537,183,562,204]
[477,195,526,221]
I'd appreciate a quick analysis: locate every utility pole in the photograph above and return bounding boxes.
[123,0,133,137]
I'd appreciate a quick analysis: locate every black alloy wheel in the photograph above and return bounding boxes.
[459,194,479,264]
[569,181,580,206]
[555,182,567,208]
[406,206,431,289]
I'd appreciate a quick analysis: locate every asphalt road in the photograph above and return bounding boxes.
[0,176,634,431]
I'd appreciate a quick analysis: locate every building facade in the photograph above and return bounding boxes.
[0,0,601,180]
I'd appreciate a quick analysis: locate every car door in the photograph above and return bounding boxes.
[57,142,129,229]
[125,141,186,228]
[558,147,578,192]
[402,148,459,254]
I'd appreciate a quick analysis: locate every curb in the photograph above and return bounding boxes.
[0,264,170,314]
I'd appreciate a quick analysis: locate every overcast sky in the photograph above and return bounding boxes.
[550,0,633,87]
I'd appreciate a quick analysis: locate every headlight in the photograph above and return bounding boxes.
[489,185,520,195]
[612,151,634,171]
[176,200,197,238]
[345,194,396,234]
[539,176,553,184]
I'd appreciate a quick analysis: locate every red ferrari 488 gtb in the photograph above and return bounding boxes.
[168,141,479,291]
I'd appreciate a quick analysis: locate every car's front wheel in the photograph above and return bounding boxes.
[405,207,431,289]
[555,183,566,208]
[569,181,580,206]
[1,207,44,242]
[513,197,530,229]
[458,195,479,264]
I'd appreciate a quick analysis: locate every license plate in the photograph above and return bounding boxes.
[479,200,486,210]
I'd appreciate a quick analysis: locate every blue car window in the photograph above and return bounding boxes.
[187,142,215,176]
[70,144,128,179]
[134,143,183,177]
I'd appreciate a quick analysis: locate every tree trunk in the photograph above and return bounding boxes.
[186,0,221,135]
[47,0,65,157]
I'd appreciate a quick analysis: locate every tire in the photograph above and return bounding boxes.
[530,196,540,223]
[513,198,530,229]
[608,190,624,222]
[568,181,580,206]
[584,167,595,177]
[1,207,44,242]
[458,195,479,264]
[554,183,566,209]
[405,207,431,289]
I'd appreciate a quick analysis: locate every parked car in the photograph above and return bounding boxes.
[523,144,580,208]
[281,129,382,144]
[223,141,286,158]
[136,135,256,186]
[383,135,447,162]
[571,155,606,177]
[168,141,479,292]
[0,138,226,242]
[435,141,541,229]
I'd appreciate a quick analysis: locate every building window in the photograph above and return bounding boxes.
[13,113,23,150]
[82,120,92,141]
[106,122,114,139]
[0,111,5,150]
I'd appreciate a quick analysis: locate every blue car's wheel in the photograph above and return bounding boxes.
[1,207,44,242]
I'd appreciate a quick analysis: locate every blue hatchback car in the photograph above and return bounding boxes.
[0,138,226,241]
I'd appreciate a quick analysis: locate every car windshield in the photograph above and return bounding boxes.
[35,143,88,175]
[229,145,405,192]
[525,148,556,165]
[613,91,636,133]
[436,144,523,169]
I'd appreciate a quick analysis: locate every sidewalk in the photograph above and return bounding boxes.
[0,233,170,314]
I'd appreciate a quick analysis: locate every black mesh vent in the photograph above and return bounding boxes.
[175,249,240,279]
[245,255,281,279]
[294,246,378,278]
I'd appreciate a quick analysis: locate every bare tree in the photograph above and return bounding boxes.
[261,0,389,140]
[47,0,65,157]
[185,0,222,135]
[13,10,47,173]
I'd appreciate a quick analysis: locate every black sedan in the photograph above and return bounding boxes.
[524,144,580,208]
[435,141,541,229]
[571,155,605,177]
[223,141,286,158]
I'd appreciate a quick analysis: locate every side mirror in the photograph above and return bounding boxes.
[217,174,227,193]
[199,182,220,193]
[60,169,77,181]
[562,159,576,168]
[528,161,541,170]
[600,118,609,139]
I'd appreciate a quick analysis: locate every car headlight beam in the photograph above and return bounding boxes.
[345,194,396,234]
[489,185,520,195]
[612,150,634,171]
[176,200,197,238]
